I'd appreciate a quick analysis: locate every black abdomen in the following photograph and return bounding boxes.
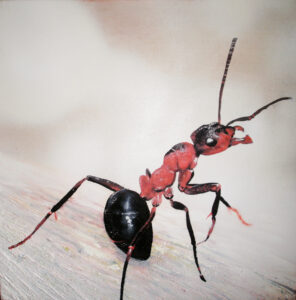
[104,189,153,260]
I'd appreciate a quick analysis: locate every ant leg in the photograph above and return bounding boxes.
[197,189,220,246]
[178,170,250,244]
[165,192,206,282]
[219,197,251,226]
[184,186,250,245]
[120,206,156,300]
[178,178,221,244]
[8,176,124,249]
[86,175,124,192]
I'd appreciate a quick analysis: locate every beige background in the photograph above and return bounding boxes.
[0,1,295,299]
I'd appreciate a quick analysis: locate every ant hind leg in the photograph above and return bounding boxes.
[8,175,124,249]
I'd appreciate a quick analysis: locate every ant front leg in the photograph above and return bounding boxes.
[9,175,124,249]
[178,170,250,245]
[164,188,206,282]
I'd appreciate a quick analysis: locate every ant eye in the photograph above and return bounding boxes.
[206,138,217,147]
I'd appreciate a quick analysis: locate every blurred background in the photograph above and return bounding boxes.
[0,1,295,299]
[0,0,295,180]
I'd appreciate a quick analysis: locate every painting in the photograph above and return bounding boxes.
[0,1,295,299]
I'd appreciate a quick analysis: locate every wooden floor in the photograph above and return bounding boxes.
[0,153,295,300]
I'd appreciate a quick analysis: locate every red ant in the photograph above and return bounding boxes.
[8,38,292,300]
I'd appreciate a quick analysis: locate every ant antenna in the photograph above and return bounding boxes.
[218,38,238,124]
[226,97,293,126]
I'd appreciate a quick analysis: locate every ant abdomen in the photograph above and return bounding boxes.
[104,189,153,260]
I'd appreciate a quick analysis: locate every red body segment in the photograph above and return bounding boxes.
[178,169,194,191]
[139,142,197,202]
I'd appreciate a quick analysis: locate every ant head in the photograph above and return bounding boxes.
[190,38,240,156]
[191,39,292,156]
[190,123,249,155]
[190,38,246,156]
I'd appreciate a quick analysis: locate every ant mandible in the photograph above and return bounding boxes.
[9,38,292,300]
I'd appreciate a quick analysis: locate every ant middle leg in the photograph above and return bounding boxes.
[164,188,206,282]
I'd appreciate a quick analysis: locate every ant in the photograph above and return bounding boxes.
[8,38,292,300]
